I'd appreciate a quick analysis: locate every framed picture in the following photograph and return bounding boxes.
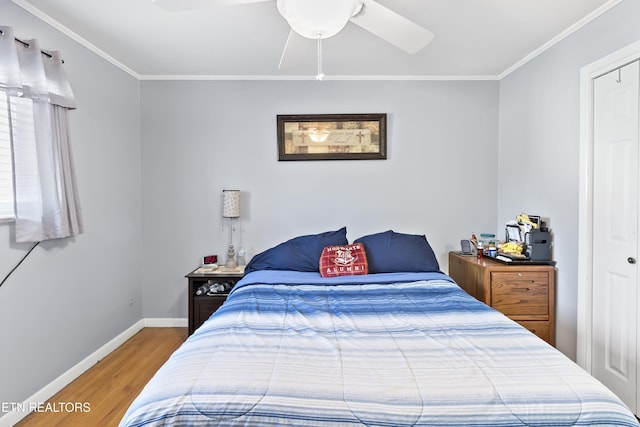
[277,113,387,161]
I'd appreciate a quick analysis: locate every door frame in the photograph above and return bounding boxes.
[577,39,640,372]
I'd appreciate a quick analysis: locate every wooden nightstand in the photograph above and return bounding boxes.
[186,268,244,335]
[448,252,556,345]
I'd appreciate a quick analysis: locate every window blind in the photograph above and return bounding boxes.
[0,92,14,220]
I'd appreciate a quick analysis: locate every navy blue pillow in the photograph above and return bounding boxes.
[354,230,440,273]
[245,227,348,273]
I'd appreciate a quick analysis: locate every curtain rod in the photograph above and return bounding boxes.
[14,36,53,59]
[0,29,62,62]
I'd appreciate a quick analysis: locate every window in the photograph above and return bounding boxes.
[0,91,14,220]
[1,28,83,242]
[0,92,36,221]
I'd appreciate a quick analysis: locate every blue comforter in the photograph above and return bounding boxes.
[120,271,638,426]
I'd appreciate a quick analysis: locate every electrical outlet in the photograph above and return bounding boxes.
[129,297,134,306]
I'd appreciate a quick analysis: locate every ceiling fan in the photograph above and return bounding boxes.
[152,0,434,75]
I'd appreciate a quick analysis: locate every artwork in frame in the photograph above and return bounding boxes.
[277,113,387,161]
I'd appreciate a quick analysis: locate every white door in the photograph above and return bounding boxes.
[592,59,640,413]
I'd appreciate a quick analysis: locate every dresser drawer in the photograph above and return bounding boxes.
[490,272,549,316]
[515,320,551,344]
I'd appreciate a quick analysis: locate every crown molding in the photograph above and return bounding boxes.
[498,0,625,79]
[11,0,141,79]
[12,0,625,82]
[139,74,501,81]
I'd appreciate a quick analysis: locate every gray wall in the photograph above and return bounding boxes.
[0,3,142,409]
[140,80,499,318]
[497,0,640,359]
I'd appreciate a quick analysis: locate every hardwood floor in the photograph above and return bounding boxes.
[16,327,187,427]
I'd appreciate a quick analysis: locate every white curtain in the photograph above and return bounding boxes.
[0,26,83,242]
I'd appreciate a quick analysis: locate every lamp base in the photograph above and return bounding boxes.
[225,244,237,269]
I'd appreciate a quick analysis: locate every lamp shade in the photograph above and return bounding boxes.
[222,190,240,218]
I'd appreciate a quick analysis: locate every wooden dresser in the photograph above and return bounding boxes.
[448,252,556,346]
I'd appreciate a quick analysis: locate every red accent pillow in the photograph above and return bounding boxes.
[319,243,369,277]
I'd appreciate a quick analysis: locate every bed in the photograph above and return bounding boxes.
[120,228,639,426]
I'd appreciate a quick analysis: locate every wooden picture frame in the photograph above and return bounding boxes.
[277,113,387,161]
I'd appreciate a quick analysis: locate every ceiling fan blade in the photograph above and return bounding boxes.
[349,0,433,54]
[278,29,314,70]
[152,0,268,12]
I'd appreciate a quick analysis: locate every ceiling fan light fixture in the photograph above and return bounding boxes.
[276,0,358,39]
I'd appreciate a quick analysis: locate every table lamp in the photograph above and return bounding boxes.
[222,189,240,268]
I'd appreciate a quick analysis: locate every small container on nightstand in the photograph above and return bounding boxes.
[186,267,244,335]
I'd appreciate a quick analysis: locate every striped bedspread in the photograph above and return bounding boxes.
[120,271,638,426]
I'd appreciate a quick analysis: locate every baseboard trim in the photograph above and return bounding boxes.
[0,318,187,427]
[144,317,188,328]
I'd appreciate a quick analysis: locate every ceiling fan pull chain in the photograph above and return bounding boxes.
[316,34,324,81]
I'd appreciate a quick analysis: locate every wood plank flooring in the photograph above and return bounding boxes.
[15,327,187,427]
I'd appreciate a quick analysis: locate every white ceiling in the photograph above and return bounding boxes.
[11,0,622,80]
